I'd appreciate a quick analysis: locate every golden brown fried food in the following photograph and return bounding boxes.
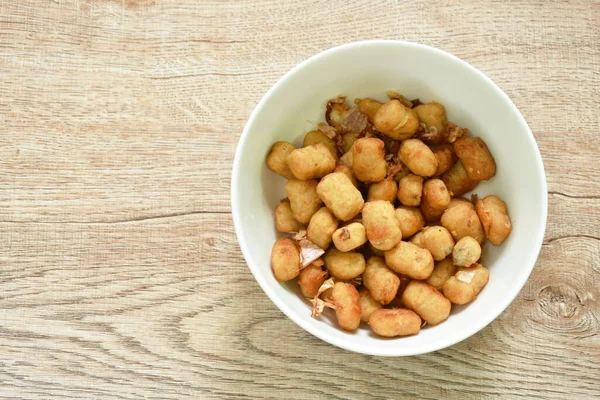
[367,179,398,203]
[395,206,425,239]
[440,160,479,197]
[286,143,336,180]
[341,132,360,153]
[271,238,301,281]
[316,172,364,221]
[369,308,421,337]
[373,100,420,140]
[332,282,362,331]
[426,258,457,290]
[386,276,412,309]
[368,242,385,257]
[274,200,302,233]
[285,179,323,225]
[414,102,447,144]
[443,263,490,305]
[363,256,401,305]
[441,199,485,243]
[398,174,424,206]
[422,179,451,210]
[420,199,445,223]
[324,248,366,280]
[303,130,338,160]
[352,137,387,183]
[475,195,512,245]
[432,144,457,176]
[297,265,327,298]
[452,236,481,267]
[398,139,439,177]
[421,226,455,261]
[339,149,354,167]
[402,280,451,325]
[409,231,425,247]
[454,137,496,181]
[362,200,403,251]
[268,90,513,337]
[266,141,296,179]
[357,98,383,123]
[359,288,383,322]
[332,222,367,252]
[333,165,360,188]
[306,207,339,250]
[384,241,434,280]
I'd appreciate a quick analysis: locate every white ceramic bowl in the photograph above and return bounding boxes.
[232,40,547,356]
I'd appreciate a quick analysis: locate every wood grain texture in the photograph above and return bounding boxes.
[0,0,598,398]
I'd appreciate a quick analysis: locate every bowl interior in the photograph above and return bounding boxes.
[232,41,547,356]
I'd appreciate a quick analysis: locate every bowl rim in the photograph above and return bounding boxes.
[231,40,548,356]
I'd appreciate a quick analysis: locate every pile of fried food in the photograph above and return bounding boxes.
[266,92,512,337]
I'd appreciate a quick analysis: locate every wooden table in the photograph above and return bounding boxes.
[1,1,598,398]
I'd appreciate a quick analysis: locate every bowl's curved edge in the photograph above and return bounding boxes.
[231,40,548,356]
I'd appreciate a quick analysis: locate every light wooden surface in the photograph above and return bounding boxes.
[1,1,599,398]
